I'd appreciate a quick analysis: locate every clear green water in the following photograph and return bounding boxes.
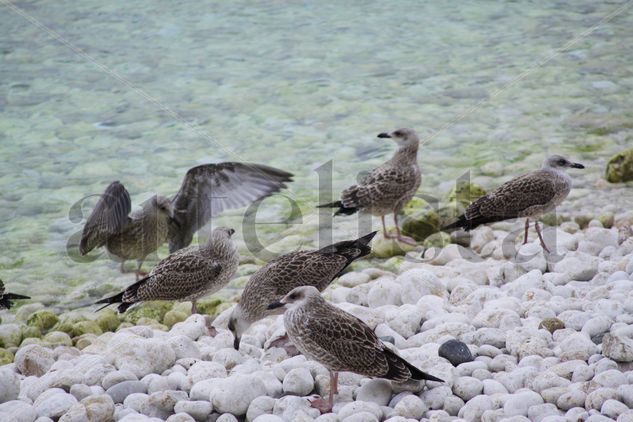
[1,1,632,308]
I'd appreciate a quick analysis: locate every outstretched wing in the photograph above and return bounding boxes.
[169,162,293,252]
[466,171,557,220]
[80,181,132,255]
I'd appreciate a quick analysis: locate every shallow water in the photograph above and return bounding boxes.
[1,0,632,307]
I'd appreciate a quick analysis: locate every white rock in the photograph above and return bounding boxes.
[105,334,176,378]
[253,416,284,422]
[527,403,560,422]
[167,335,201,360]
[0,368,20,403]
[457,395,493,421]
[551,252,598,281]
[216,414,238,422]
[337,272,370,287]
[272,395,320,420]
[393,394,427,419]
[585,387,619,410]
[355,379,392,406]
[166,413,196,422]
[555,333,597,361]
[282,367,314,396]
[342,412,378,422]
[123,393,150,414]
[15,345,54,377]
[367,278,402,308]
[246,396,276,422]
[503,390,544,416]
[516,243,547,272]
[482,379,507,395]
[0,400,38,422]
[618,384,633,408]
[338,401,382,420]
[603,333,633,362]
[187,361,227,385]
[452,376,483,401]
[397,269,446,304]
[554,389,586,410]
[601,399,629,419]
[102,370,138,390]
[212,375,267,416]
[174,401,212,421]
[33,389,77,419]
[212,348,245,370]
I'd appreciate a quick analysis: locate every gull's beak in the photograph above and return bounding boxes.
[267,301,285,310]
[377,132,392,138]
[571,162,585,169]
[233,336,240,350]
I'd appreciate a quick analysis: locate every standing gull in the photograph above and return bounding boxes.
[318,129,421,245]
[95,227,239,314]
[0,279,30,309]
[442,155,585,252]
[79,162,292,279]
[229,231,377,350]
[268,286,443,413]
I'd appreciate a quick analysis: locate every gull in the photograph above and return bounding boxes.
[318,129,421,245]
[268,286,443,413]
[0,279,30,309]
[79,162,292,279]
[442,155,584,252]
[95,227,238,314]
[228,231,377,349]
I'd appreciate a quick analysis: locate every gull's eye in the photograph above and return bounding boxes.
[558,159,566,165]
[288,292,298,300]
[394,131,403,137]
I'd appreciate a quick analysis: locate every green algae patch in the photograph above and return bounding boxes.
[446,182,487,207]
[15,303,45,322]
[606,148,633,183]
[370,236,416,259]
[73,320,103,336]
[0,348,14,365]
[27,310,59,332]
[423,232,452,249]
[197,298,229,317]
[96,311,121,333]
[0,324,23,348]
[21,326,42,341]
[42,331,73,347]
[401,197,441,242]
[124,301,173,324]
[163,310,188,328]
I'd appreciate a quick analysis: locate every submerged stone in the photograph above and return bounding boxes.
[446,183,487,207]
[27,310,59,332]
[606,148,633,183]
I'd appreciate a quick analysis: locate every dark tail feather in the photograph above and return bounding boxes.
[0,293,30,309]
[317,201,359,216]
[318,231,377,258]
[94,276,148,313]
[385,349,444,383]
[442,214,507,232]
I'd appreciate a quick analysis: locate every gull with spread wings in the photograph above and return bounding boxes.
[79,162,293,278]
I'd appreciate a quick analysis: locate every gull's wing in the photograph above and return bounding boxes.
[466,171,557,220]
[79,181,132,255]
[169,162,293,252]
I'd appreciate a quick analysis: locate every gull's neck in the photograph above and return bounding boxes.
[390,141,419,165]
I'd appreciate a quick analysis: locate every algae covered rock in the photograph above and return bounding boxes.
[96,311,121,333]
[0,348,14,365]
[423,232,452,249]
[446,182,487,207]
[539,318,566,334]
[606,148,633,183]
[27,310,59,332]
[42,331,73,347]
[0,323,23,348]
[197,298,231,317]
[124,301,173,324]
[371,236,417,258]
[401,198,441,242]
[163,310,188,328]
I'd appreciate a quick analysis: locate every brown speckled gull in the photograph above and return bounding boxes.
[228,231,377,349]
[0,279,30,310]
[79,162,292,279]
[318,129,421,245]
[442,155,585,252]
[95,227,239,314]
[267,286,443,413]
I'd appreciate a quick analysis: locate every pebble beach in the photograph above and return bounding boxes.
[2,0,633,421]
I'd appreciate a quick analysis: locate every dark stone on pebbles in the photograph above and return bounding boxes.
[438,339,474,367]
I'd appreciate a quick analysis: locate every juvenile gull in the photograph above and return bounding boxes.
[0,279,30,309]
[95,227,239,314]
[79,162,292,279]
[268,286,443,413]
[229,231,377,349]
[442,155,585,252]
[318,129,421,245]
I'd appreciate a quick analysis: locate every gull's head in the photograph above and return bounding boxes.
[149,195,176,219]
[377,128,419,146]
[209,227,237,253]
[267,286,320,312]
[544,155,585,170]
[228,304,250,350]
[212,227,236,240]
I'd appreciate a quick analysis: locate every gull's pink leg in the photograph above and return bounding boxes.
[382,215,395,238]
[394,213,417,246]
[535,221,550,253]
[523,218,530,244]
[309,371,337,413]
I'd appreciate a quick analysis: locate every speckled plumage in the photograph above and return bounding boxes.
[281,287,442,383]
[229,232,376,348]
[79,163,292,277]
[0,279,30,310]
[318,129,421,245]
[95,227,239,313]
[444,155,585,231]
